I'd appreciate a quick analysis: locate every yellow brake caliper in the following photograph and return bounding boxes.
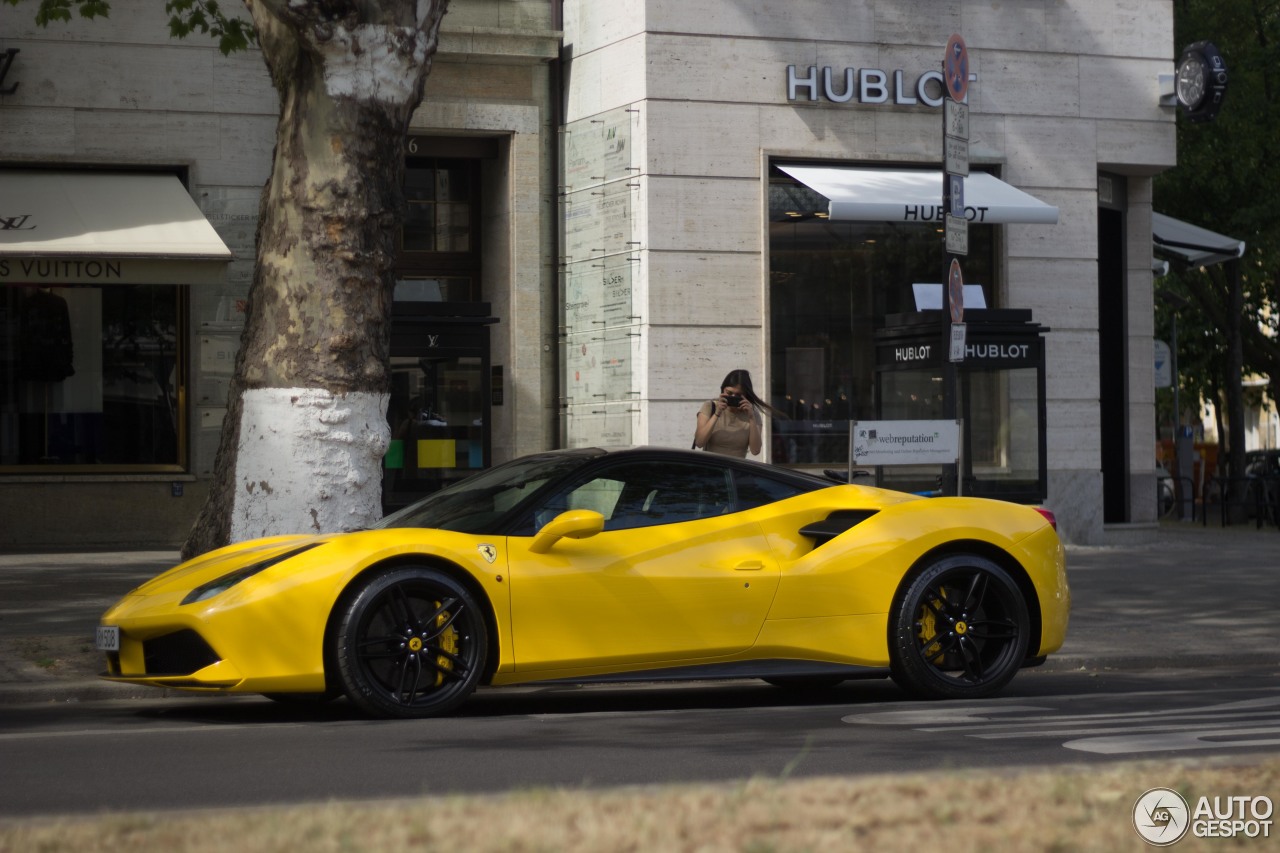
[918,592,945,659]
[433,603,458,687]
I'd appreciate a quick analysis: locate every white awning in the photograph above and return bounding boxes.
[1152,212,1244,268]
[777,165,1060,225]
[0,170,233,285]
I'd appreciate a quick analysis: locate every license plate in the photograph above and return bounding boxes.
[96,626,120,652]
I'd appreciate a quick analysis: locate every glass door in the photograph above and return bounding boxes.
[384,351,487,512]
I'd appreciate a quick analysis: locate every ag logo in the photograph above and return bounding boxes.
[477,544,497,564]
[1134,787,1190,846]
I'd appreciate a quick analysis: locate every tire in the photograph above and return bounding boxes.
[334,566,487,719]
[889,555,1029,700]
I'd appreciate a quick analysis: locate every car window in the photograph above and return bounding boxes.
[526,461,734,533]
[375,453,593,533]
[734,470,813,510]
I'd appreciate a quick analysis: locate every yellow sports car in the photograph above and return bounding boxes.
[97,447,1068,718]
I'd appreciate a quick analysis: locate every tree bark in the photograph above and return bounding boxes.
[183,0,449,559]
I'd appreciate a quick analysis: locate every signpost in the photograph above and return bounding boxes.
[944,213,969,255]
[948,258,965,324]
[942,34,969,492]
[852,420,961,467]
[948,258,967,361]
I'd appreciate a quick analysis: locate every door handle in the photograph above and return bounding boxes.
[734,561,765,571]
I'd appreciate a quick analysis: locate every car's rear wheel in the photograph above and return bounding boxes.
[334,566,487,719]
[889,555,1029,700]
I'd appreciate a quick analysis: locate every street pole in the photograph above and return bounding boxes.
[942,33,970,497]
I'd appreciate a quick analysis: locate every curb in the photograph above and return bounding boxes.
[0,679,177,705]
[6,654,1278,707]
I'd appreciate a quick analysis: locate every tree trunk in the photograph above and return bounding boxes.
[183,0,449,559]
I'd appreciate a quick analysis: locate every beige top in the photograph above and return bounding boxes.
[698,401,760,458]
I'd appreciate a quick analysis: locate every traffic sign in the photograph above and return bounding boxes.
[949,322,967,362]
[945,135,969,176]
[948,258,965,324]
[944,98,969,140]
[948,174,965,217]
[945,34,969,102]
[1154,339,1172,388]
[945,214,968,255]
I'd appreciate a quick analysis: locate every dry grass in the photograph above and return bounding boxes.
[2,758,1276,852]
[4,635,101,679]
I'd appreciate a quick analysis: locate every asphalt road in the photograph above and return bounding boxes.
[0,523,1277,817]
[1,666,1278,817]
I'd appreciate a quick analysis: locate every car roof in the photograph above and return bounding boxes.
[576,446,834,486]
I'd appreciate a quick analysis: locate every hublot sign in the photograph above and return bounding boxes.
[895,345,932,363]
[888,339,1033,367]
[787,64,977,108]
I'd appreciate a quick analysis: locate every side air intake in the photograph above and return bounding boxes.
[799,509,878,546]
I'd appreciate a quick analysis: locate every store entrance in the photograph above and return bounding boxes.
[383,302,497,513]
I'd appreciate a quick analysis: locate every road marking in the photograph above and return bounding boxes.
[0,722,305,741]
[842,693,1280,755]
[1065,727,1280,754]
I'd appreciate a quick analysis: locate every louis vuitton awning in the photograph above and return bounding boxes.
[0,170,233,285]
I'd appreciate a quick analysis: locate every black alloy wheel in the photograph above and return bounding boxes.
[889,555,1030,700]
[335,566,487,719]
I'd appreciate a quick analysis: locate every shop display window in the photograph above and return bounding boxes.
[767,167,996,468]
[0,284,184,470]
[402,160,476,255]
[383,353,487,511]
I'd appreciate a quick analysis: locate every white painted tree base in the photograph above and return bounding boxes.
[231,388,390,542]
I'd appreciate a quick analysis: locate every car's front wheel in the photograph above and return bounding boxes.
[334,566,487,719]
[889,555,1029,700]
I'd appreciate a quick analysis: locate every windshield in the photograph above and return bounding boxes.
[374,452,599,533]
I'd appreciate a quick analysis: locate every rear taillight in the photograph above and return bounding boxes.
[1035,508,1058,530]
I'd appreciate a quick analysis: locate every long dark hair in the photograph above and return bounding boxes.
[721,369,785,418]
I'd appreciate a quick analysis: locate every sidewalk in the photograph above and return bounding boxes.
[1,522,1277,705]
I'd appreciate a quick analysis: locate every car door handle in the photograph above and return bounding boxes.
[734,561,765,571]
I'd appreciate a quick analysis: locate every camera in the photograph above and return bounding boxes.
[723,393,743,408]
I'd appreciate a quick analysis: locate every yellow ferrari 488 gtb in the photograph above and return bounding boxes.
[98,447,1068,718]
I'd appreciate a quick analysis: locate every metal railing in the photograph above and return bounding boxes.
[1201,475,1279,530]
[1161,475,1196,522]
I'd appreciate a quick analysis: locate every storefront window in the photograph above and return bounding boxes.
[0,284,183,470]
[966,366,1042,491]
[402,160,474,254]
[383,353,486,511]
[768,166,996,468]
[394,277,477,303]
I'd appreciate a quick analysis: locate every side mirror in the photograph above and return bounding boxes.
[528,509,605,554]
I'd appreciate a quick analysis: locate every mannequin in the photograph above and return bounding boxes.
[17,287,75,461]
[18,287,75,382]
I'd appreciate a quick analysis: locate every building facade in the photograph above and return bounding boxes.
[1,0,1175,548]
[557,0,1175,543]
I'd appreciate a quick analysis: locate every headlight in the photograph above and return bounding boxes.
[181,544,320,605]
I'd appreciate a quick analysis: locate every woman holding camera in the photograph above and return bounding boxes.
[693,369,781,457]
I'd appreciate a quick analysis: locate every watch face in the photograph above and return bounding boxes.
[1177,56,1207,109]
